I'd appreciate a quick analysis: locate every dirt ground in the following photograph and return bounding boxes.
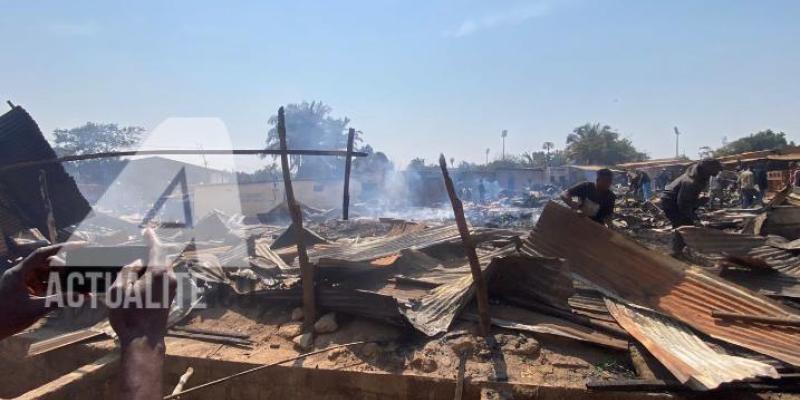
[117,300,634,389]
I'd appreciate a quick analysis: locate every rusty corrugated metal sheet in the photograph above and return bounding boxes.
[305,224,461,264]
[528,202,800,366]
[677,226,800,276]
[605,299,779,390]
[401,248,515,336]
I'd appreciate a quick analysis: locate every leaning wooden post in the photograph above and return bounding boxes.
[38,170,57,244]
[276,107,316,331]
[342,128,355,220]
[439,154,491,336]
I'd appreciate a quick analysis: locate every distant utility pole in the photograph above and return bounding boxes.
[501,130,508,160]
[485,148,490,165]
[673,127,681,158]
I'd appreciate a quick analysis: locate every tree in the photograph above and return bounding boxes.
[265,101,359,178]
[52,122,144,156]
[407,157,428,170]
[713,129,794,157]
[542,141,554,166]
[566,123,647,165]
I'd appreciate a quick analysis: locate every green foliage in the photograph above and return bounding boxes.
[713,129,793,157]
[566,123,648,165]
[52,122,144,156]
[522,149,568,167]
[265,101,360,178]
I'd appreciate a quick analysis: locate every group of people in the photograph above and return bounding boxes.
[560,159,725,229]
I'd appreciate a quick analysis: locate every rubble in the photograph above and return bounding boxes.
[5,104,800,398]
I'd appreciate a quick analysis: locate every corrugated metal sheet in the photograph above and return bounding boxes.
[677,226,800,276]
[463,303,629,351]
[616,158,694,170]
[605,299,779,390]
[305,224,461,264]
[0,106,90,232]
[401,248,514,336]
[528,202,800,366]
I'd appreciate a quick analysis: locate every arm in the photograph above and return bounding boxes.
[560,183,586,210]
[109,229,176,400]
[560,190,580,209]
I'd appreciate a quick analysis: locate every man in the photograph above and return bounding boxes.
[656,169,670,191]
[739,166,756,208]
[708,174,723,208]
[560,168,616,225]
[627,170,642,200]
[659,159,723,228]
[639,170,652,201]
[478,179,486,204]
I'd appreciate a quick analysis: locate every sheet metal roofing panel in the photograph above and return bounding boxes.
[528,202,800,366]
[305,224,461,264]
[0,106,90,230]
[401,247,515,336]
[616,158,694,170]
[677,226,800,276]
[606,299,779,390]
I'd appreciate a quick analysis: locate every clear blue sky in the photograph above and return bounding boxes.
[1,0,798,171]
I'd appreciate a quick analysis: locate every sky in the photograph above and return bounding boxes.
[1,0,798,171]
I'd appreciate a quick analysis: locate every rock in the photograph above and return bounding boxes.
[410,356,438,373]
[497,334,540,358]
[293,332,314,350]
[448,335,477,356]
[290,307,304,321]
[480,388,512,400]
[275,322,303,339]
[327,347,348,361]
[360,342,380,357]
[314,312,338,334]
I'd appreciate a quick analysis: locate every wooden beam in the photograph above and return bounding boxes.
[0,148,368,174]
[17,352,120,400]
[438,153,491,336]
[342,128,355,220]
[276,106,316,332]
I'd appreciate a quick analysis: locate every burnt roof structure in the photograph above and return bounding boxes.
[0,105,90,237]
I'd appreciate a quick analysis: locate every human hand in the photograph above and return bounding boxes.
[0,241,86,339]
[108,229,176,345]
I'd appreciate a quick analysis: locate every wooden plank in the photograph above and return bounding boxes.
[439,153,490,336]
[276,106,316,331]
[342,128,355,220]
[17,352,119,400]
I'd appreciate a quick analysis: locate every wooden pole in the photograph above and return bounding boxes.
[342,128,355,220]
[38,170,57,243]
[276,107,316,332]
[438,154,491,336]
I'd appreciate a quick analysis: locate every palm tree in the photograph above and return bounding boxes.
[542,141,554,167]
[485,148,490,164]
[449,157,455,168]
[566,123,646,165]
